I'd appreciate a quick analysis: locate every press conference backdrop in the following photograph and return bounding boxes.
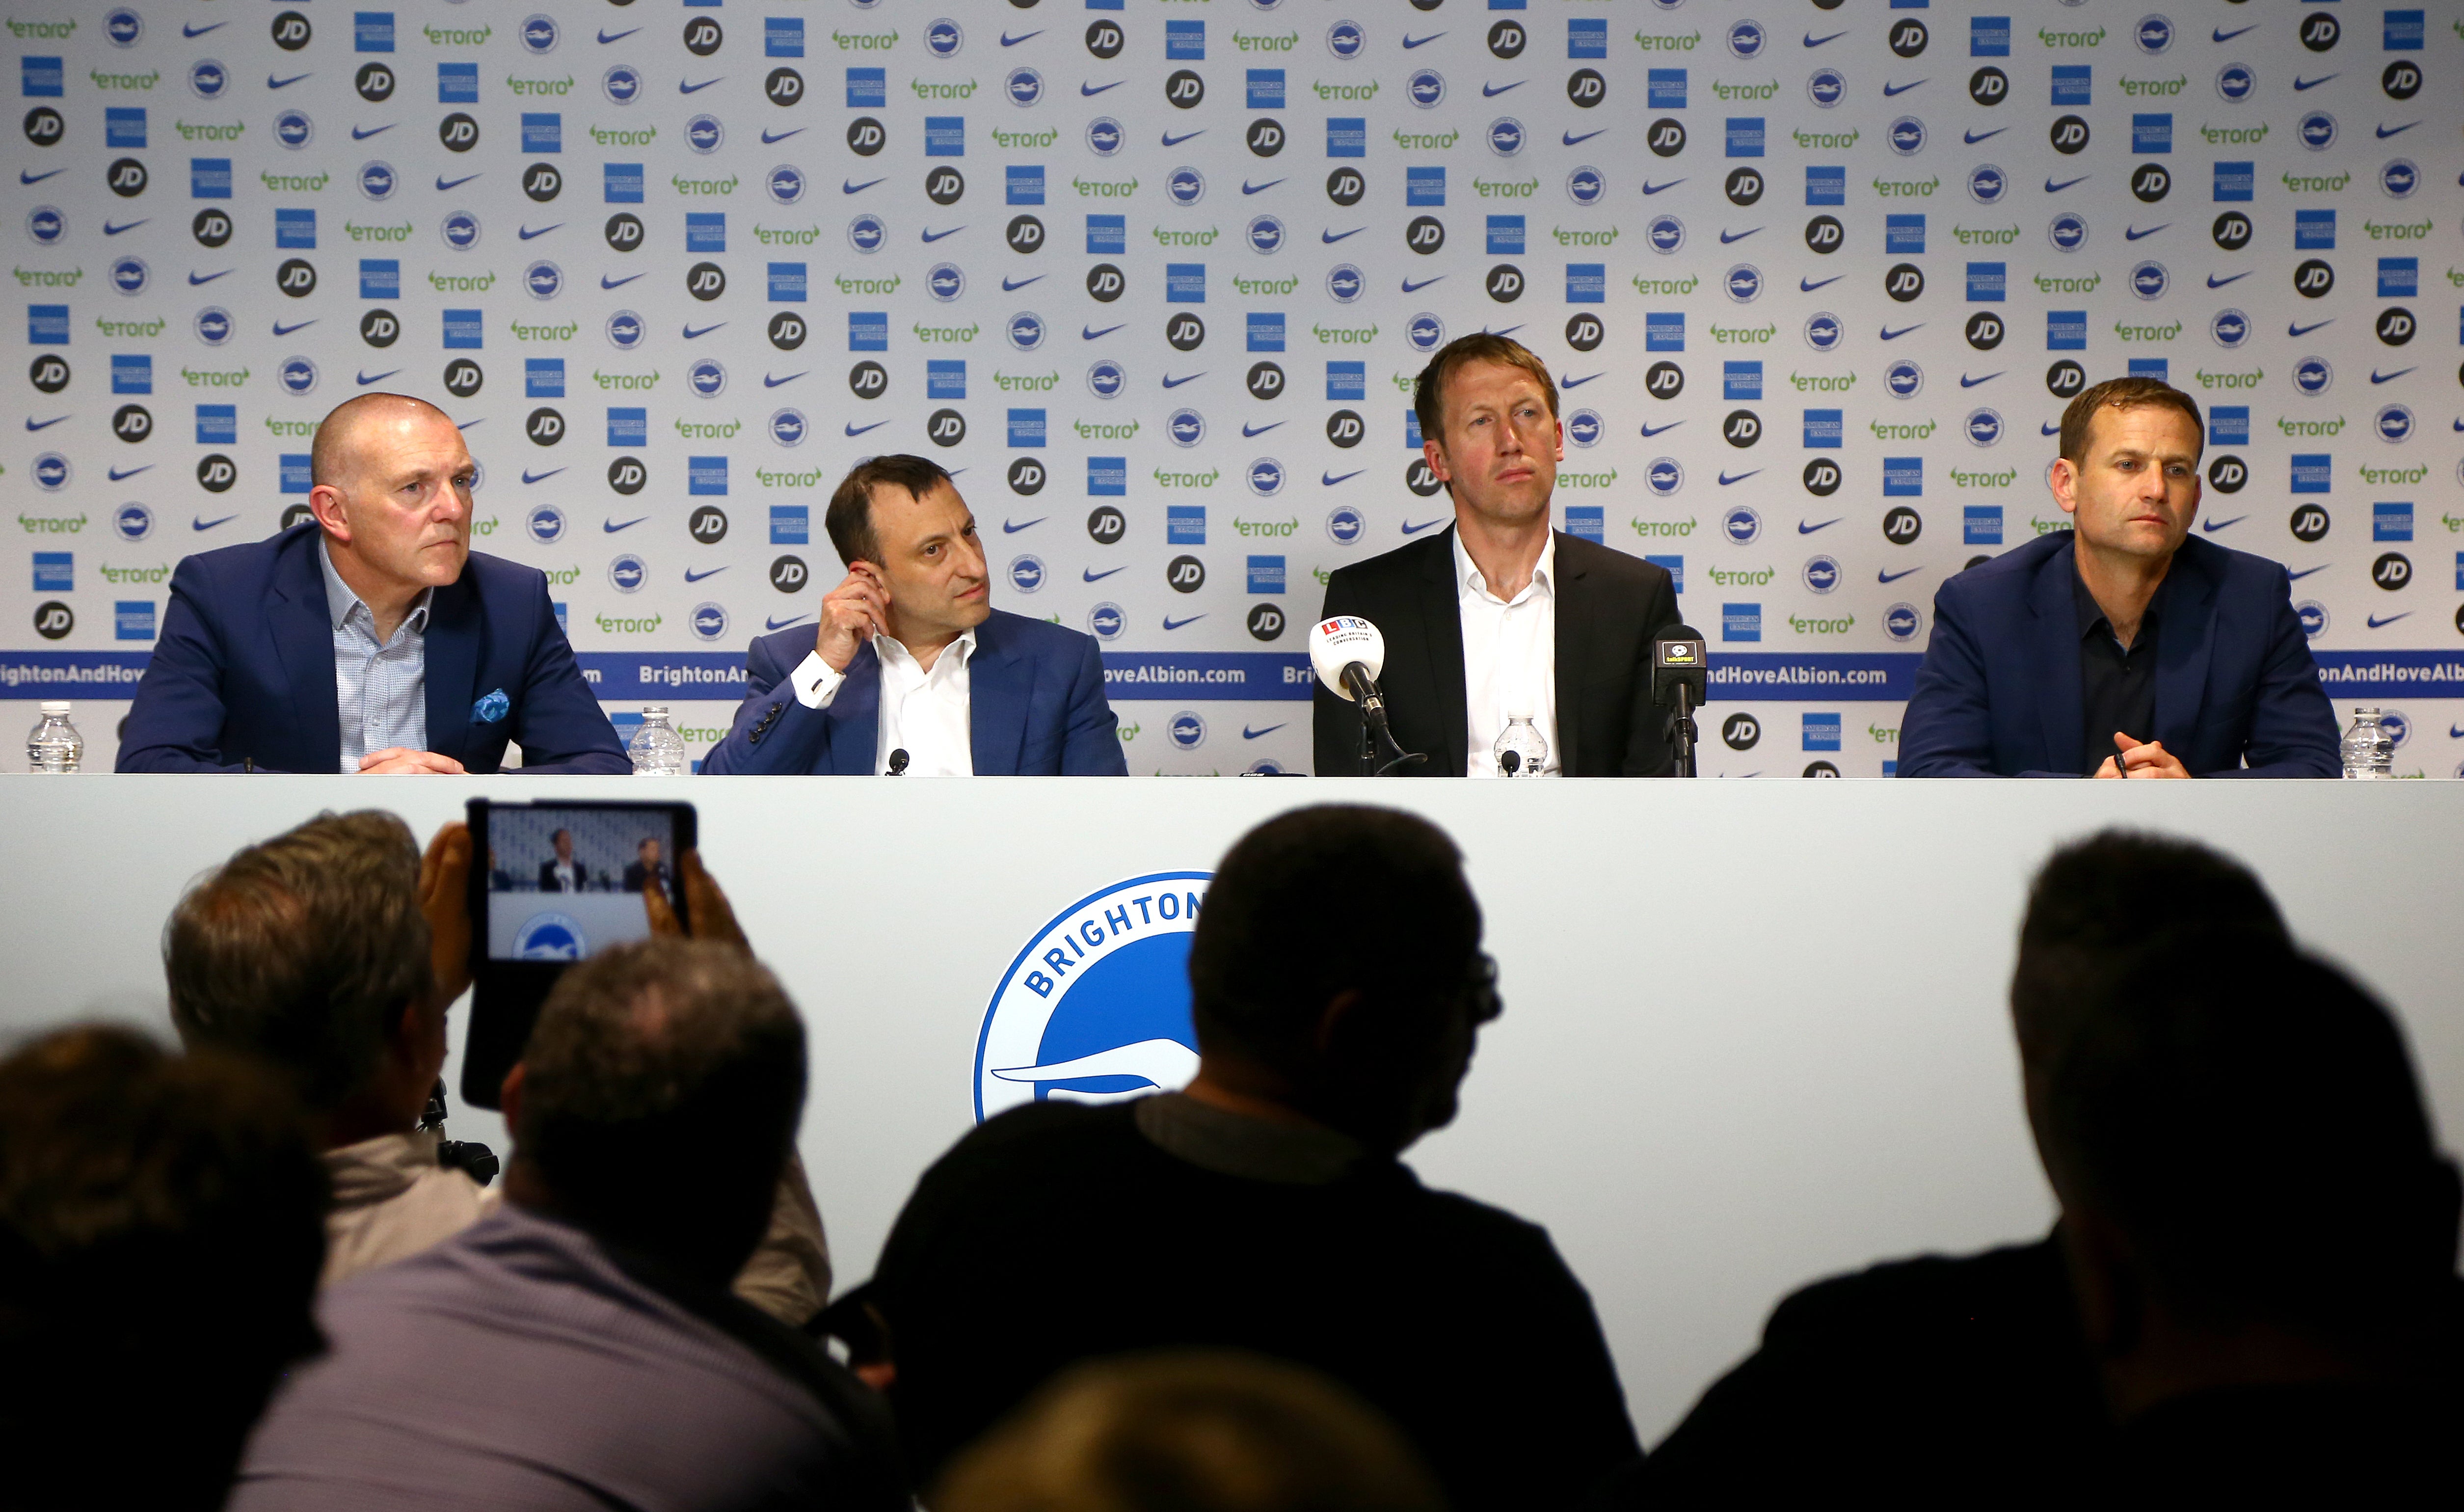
[5,0,2462,775]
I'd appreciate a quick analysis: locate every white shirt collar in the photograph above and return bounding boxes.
[318,534,433,637]
[875,625,979,678]
[1452,527,1556,605]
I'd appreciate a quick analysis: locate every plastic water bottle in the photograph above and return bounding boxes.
[2339,707,2393,780]
[628,705,687,776]
[25,702,81,773]
[1493,713,1548,777]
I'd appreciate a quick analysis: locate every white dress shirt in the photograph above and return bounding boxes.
[788,629,978,776]
[1454,529,1560,778]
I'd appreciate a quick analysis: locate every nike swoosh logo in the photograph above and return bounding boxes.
[2201,515,2246,533]
[1081,324,1125,340]
[1962,127,2007,145]
[102,219,148,236]
[1242,724,1288,739]
[1322,228,1364,244]
[2287,566,2328,581]
[2212,24,2256,43]
[1560,373,1604,388]
[1003,518,1046,534]
[1401,275,1445,293]
[844,421,887,436]
[598,27,642,44]
[842,178,885,194]
[1882,80,1926,97]
[683,323,726,339]
[187,270,233,286]
[2125,224,2169,242]
[763,372,808,388]
[1640,179,1686,195]
[1162,615,1205,630]
[1718,228,1761,244]
[1161,372,1205,389]
[1401,519,1446,535]
[436,174,480,191]
[2370,368,2416,385]
[350,124,394,140]
[2376,122,2419,140]
[604,516,650,533]
[684,567,727,583]
[1804,30,1848,48]
[2206,272,2250,289]
[1402,32,1445,49]
[1959,372,2003,388]
[107,465,151,482]
[1242,422,1284,437]
[766,614,812,631]
[2041,423,2062,436]
[1879,324,1924,340]
[1718,470,1762,486]
[182,22,225,37]
[2044,176,2089,194]
[1482,81,1524,98]
[1083,566,1125,582]
[2293,75,2336,92]
[762,128,807,145]
[680,78,723,94]
[521,468,566,485]
[518,224,563,241]
[1163,130,1205,147]
[355,369,401,385]
[267,73,312,90]
[2287,320,2332,338]
[1562,129,1607,146]
[271,320,316,336]
[1081,81,1123,97]
[1878,567,1924,584]
[1000,30,1043,46]
[1241,179,1286,195]
[192,514,238,531]
[1798,518,1842,535]
[2367,613,2411,629]
[1002,275,1045,292]
[1321,470,1364,486]
[19,168,63,185]
[1800,275,1843,292]
[601,274,645,289]
[921,226,965,243]
[1639,421,1684,437]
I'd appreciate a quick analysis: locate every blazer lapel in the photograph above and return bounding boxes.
[967,621,1030,776]
[421,570,482,767]
[2152,541,2221,758]
[2030,538,2087,776]
[1549,533,1591,777]
[829,645,884,775]
[1418,529,1470,776]
[268,534,342,770]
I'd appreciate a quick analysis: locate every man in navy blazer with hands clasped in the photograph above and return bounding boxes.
[1898,376,2339,779]
[701,455,1126,777]
[118,394,627,774]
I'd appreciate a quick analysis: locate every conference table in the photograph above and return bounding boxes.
[4,774,2456,1443]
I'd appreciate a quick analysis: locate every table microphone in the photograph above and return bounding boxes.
[1309,616,1425,775]
[1651,625,1710,778]
[885,748,909,776]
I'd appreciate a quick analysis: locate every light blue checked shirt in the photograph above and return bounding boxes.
[318,536,432,772]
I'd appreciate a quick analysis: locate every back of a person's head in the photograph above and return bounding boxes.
[0,1025,326,1512]
[2039,934,2456,1340]
[163,810,431,1110]
[514,937,805,1281]
[932,1350,1449,1512]
[2011,831,2287,1066]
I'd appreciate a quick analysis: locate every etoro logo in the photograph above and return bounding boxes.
[973,872,1212,1121]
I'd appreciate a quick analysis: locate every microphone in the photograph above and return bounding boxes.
[885,748,910,776]
[1651,625,1710,778]
[1309,616,1425,776]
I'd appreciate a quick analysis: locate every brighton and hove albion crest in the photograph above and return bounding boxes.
[973,871,1211,1122]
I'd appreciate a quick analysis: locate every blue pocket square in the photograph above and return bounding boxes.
[472,688,510,725]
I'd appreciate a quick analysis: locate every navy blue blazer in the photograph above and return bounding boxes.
[1897,531,2339,778]
[700,610,1127,776]
[117,524,628,774]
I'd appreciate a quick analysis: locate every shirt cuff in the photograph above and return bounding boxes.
[788,650,844,710]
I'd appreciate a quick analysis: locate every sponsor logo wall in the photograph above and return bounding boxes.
[5,0,2460,775]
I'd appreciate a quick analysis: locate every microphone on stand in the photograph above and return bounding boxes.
[885,748,910,776]
[1309,616,1426,776]
[1650,625,1711,778]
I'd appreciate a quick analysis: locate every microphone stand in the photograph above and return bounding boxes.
[1663,685,1699,779]
[1343,665,1426,777]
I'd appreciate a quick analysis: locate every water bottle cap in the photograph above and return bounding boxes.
[38,701,69,715]
[642,705,669,719]
[2353,707,2381,717]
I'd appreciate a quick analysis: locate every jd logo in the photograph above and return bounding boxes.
[974,873,1212,1122]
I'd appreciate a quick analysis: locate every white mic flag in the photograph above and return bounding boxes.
[1309,616,1386,701]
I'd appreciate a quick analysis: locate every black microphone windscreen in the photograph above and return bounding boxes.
[1659,624,1706,645]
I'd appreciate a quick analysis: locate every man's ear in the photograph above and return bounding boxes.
[499,1061,527,1130]
[2048,458,2082,515]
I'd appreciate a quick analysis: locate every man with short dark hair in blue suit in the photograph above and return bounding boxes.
[118,393,627,774]
[703,456,1126,776]
[1898,377,2339,778]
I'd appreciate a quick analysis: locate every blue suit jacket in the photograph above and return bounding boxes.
[1897,531,2339,778]
[699,610,1128,776]
[117,524,629,774]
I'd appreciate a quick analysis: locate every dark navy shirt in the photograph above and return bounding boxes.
[2074,565,2169,775]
